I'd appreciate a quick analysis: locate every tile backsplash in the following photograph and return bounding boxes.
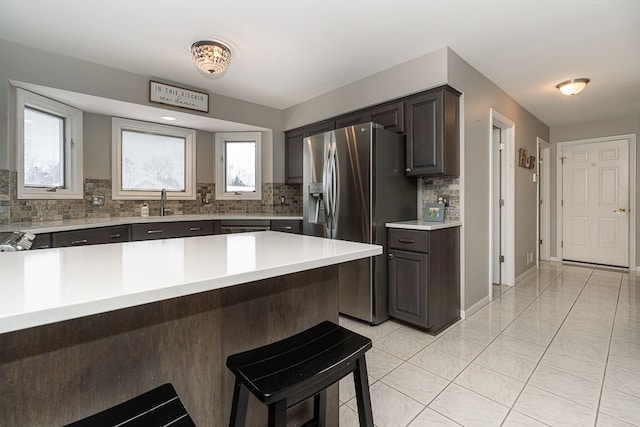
[421,176,460,221]
[0,170,302,224]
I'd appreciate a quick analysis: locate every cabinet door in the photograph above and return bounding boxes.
[285,130,305,184]
[365,101,404,133]
[270,219,301,234]
[304,120,335,137]
[31,233,51,250]
[405,87,459,176]
[334,111,366,129]
[388,249,430,328]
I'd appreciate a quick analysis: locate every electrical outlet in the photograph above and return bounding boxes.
[91,195,105,206]
[437,195,449,206]
[280,196,285,204]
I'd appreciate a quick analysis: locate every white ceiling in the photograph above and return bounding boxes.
[1,0,639,128]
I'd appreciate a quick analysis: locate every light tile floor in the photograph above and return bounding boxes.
[338,262,640,426]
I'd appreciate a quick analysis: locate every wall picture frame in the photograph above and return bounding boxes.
[424,202,446,222]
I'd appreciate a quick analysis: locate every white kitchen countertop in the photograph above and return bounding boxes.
[0,231,381,334]
[386,220,462,231]
[0,214,303,234]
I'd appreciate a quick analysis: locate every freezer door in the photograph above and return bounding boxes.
[303,131,332,238]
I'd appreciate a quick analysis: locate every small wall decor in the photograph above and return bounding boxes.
[150,81,209,112]
[518,147,528,167]
[424,202,445,222]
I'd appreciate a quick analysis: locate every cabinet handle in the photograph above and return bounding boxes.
[398,239,415,244]
[147,230,164,234]
[189,227,202,231]
[279,226,293,230]
[388,254,394,259]
[109,234,121,238]
[71,239,88,245]
[405,168,411,172]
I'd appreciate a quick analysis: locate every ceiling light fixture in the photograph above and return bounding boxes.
[556,78,590,96]
[191,40,232,76]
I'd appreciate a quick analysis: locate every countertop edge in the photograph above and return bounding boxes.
[1,215,304,234]
[385,220,462,231]
[0,232,381,334]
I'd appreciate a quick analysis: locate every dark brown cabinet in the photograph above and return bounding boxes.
[387,226,460,334]
[31,233,51,250]
[51,225,130,248]
[270,219,302,234]
[131,220,214,241]
[404,86,460,177]
[284,85,459,180]
[285,120,335,184]
[365,100,404,133]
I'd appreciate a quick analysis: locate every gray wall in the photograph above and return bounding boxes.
[284,47,550,312]
[550,114,639,266]
[447,50,550,309]
[0,39,285,182]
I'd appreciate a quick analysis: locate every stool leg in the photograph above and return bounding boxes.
[268,400,287,427]
[353,356,374,427]
[229,377,249,427]
[313,390,327,427]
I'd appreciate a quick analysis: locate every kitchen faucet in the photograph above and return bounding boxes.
[160,188,167,216]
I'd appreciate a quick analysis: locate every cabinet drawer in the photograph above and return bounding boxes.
[52,225,130,248]
[31,233,51,250]
[270,219,301,234]
[388,228,428,253]
[131,220,214,241]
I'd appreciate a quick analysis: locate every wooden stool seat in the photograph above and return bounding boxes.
[226,320,373,427]
[65,383,195,427]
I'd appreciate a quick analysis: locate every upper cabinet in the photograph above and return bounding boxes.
[404,86,460,177]
[285,120,334,184]
[284,85,460,181]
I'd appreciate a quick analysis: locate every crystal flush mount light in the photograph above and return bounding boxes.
[556,78,590,96]
[191,40,232,76]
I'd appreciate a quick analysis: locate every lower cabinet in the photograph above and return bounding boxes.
[52,225,130,248]
[131,220,214,241]
[387,226,460,334]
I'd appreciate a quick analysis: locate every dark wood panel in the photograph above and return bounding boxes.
[52,225,130,248]
[0,266,340,426]
[405,90,442,176]
[427,227,461,334]
[334,111,366,129]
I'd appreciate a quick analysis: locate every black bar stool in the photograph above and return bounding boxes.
[226,320,374,427]
[65,383,195,426]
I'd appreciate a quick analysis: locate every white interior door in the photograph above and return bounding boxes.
[561,138,629,267]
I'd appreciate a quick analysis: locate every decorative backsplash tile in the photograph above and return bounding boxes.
[421,176,460,221]
[0,169,303,224]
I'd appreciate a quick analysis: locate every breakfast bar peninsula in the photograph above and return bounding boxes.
[0,231,381,426]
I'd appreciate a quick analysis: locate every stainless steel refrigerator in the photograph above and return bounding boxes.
[303,122,417,324]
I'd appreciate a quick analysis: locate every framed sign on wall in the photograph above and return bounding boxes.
[149,81,209,113]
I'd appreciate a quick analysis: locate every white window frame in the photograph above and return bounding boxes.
[111,117,196,200]
[215,132,262,201]
[16,88,83,200]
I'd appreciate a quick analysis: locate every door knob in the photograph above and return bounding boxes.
[613,208,627,213]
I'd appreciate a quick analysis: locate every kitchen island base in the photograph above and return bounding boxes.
[0,265,339,426]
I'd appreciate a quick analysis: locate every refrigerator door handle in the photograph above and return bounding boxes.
[322,143,333,232]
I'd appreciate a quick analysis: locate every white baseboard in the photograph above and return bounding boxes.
[461,295,490,320]
[550,256,560,262]
[516,265,537,283]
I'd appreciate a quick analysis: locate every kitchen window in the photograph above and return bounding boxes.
[16,88,83,199]
[215,132,262,200]
[112,118,196,200]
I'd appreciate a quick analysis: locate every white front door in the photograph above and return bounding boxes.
[562,138,629,267]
